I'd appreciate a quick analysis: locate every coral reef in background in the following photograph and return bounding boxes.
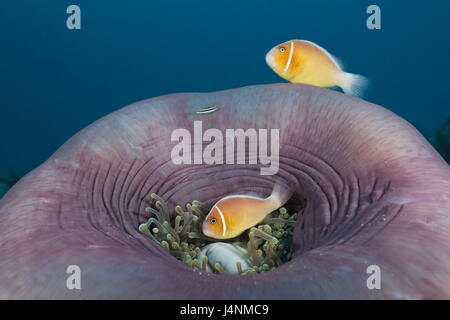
[434,117,450,163]
[416,116,450,165]
[0,173,20,199]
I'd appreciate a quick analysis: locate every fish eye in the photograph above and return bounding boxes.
[279,47,285,53]
[210,218,217,224]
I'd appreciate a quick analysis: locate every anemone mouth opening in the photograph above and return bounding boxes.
[138,189,307,275]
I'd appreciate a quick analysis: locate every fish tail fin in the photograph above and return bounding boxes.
[268,182,293,209]
[337,72,369,97]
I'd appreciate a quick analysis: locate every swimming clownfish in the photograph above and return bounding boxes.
[265,39,368,97]
[202,183,293,239]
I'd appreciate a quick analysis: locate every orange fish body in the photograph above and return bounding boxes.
[202,183,292,239]
[265,39,368,96]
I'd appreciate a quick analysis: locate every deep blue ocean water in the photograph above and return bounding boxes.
[1,0,449,175]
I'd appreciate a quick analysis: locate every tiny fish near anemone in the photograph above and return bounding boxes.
[265,39,368,97]
[202,183,293,239]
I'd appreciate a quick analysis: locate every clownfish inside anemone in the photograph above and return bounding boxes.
[265,39,369,97]
[202,183,293,239]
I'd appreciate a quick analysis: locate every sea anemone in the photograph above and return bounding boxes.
[0,84,449,299]
[138,193,298,274]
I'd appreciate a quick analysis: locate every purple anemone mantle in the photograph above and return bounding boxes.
[0,84,449,299]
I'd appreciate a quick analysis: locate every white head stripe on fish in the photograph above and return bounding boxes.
[215,204,227,237]
[283,41,294,72]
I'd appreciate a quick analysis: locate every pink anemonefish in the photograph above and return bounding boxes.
[202,183,293,239]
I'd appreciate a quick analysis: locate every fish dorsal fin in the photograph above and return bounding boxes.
[328,53,345,70]
[298,39,345,70]
[219,194,263,201]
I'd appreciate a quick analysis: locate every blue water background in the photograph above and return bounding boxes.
[0,0,449,175]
